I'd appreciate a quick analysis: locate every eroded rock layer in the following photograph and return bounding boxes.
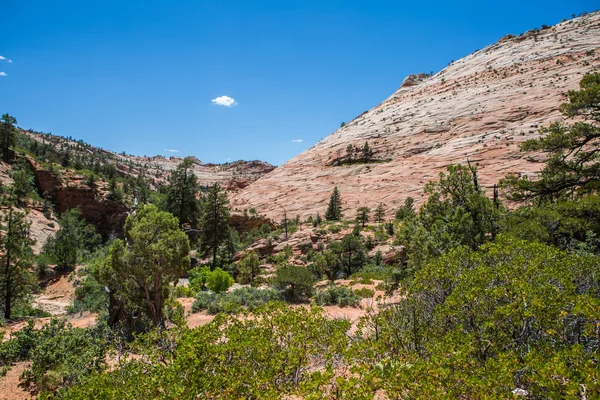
[232,13,600,220]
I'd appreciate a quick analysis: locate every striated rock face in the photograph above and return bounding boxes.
[232,13,600,221]
[26,157,128,237]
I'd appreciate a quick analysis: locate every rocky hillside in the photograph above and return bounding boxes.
[22,130,275,190]
[231,12,600,220]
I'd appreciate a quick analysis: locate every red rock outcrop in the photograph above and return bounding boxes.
[26,157,128,237]
[232,13,600,220]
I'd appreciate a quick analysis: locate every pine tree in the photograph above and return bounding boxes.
[325,187,342,221]
[503,73,600,201]
[166,158,201,228]
[362,141,373,162]
[345,145,354,163]
[356,207,371,227]
[0,114,17,161]
[199,183,230,269]
[0,204,35,320]
[374,203,386,222]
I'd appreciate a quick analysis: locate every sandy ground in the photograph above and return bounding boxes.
[0,362,33,400]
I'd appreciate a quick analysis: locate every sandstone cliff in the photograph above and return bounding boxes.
[231,13,600,220]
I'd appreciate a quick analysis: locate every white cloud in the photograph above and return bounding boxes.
[0,72,6,77]
[164,149,180,153]
[291,139,303,143]
[8,60,12,63]
[225,157,232,160]
[0,56,5,60]
[211,95,237,107]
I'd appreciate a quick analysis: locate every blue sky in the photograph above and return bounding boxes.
[0,1,596,166]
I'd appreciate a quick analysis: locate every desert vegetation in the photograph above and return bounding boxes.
[0,54,599,400]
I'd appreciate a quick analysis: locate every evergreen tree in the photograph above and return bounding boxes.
[237,251,261,286]
[134,170,151,205]
[0,204,35,320]
[199,183,230,268]
[325,187,342,221]
[374,203,386,222]
[0,114,17,160]
[362,141,373,162]
[356,206,371,227]
[98,204,189,328]
[345,144,354,163]
[166,158,201,228]
[503,73,600,202]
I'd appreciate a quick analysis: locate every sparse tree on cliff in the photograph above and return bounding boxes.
[325,187,343,221]
[356,206,371,227]
[362,141,374,162]
[199,183,230,269]
[374,203,386,222]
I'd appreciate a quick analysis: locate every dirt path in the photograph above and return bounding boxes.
[0,362,33,400]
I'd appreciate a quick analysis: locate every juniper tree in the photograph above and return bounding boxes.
[97,204,189,328]
[325,187,342,221]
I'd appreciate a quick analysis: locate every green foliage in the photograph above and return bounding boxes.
[0,205,35,320]
[312,249,341,282]
[355,206,370,227]
[187,265,211,293]
[0,114,17,160]
[395,164,500,272]
[192,287,281,314]
[374,203,386,222]
[503,73,600,202]
[394,197,415,221]
[0,319,109,395]
[43,210,101,272]
[272,265,316,301]
[62,303,350,399]
[204,268,234,293]
[354,235,600,398]
[236,251,261,286]
[165,158,201,229]
[97,204,190,329]
[314,285,361,307]
[67,258,108,314]
[199,183,230,267]
[324,186,342,221]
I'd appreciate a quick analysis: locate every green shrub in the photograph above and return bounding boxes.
[205,268,234,293]
[0,319,108,395]
[354,287,375,298]
[272,265,316,302]
[314,285,361,307]
[328,224,342,234]
[192,287,281,314]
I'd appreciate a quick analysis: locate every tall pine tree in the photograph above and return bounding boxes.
[325,187,343,221]
[199,183,230,268]
[166,158,201,228]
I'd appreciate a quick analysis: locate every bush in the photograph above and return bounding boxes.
[188,266,234,294]
[314,285,361,307]
[272,265,316,302]
[354,287,375,298]
[205,268,234,293]
[0,319,108,394]
[192,287,281,314]
[328,224,342,234]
